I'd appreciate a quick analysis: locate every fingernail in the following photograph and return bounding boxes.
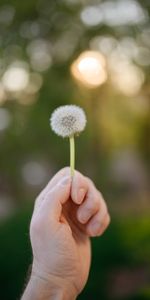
[60,176,70,186]
[77,188,85,204]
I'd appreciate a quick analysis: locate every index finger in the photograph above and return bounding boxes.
[34,167,71,210]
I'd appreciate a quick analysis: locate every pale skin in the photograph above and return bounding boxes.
[21,167,110,300]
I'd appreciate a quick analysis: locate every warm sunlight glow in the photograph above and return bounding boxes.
[71,51,107,88]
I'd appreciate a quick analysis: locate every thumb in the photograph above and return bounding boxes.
[41,176,71,222]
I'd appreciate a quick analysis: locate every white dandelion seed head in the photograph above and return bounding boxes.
[50,105,87,138]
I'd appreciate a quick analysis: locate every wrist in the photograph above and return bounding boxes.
[30,266,77,300]
[31,274,77,300]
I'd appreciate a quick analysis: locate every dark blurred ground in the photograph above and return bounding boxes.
[0,0,150,299]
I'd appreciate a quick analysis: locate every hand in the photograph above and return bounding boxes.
[29,167,110,299]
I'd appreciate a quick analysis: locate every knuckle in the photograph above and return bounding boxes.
[86,198,97,212]
[86,177,94,185]
[98,191,107,206]
[97,189,103,201]
[86,177,97,190]
[90,190,100,205]
[94,197,100,210]
[100,199,107,214]
[97,191,103,204]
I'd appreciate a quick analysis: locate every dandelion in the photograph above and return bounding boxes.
[50,105,86,176]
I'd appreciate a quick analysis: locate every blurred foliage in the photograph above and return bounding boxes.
[0,0,150,299]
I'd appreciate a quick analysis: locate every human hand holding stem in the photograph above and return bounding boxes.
[21,105,111,300]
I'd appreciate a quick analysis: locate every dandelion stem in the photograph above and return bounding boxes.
[70,135,75,177]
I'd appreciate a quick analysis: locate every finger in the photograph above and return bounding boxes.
[44,167,71,191]
[71,171,89,205]
[76,188,100,224]
[35,167,90,210]
[34,167,71,210]
[39,176,71,222]
[86,211,110,237]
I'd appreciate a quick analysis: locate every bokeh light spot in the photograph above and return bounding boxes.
[71,51,107,88]
[2,63,29,92]
[80,5,103,27]
[22,161,47,186]
[0,5,15,25]
[27,39,52,72]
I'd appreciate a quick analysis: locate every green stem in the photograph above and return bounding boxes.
[69,135,75,177]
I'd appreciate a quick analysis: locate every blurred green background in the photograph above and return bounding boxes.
[0,0,150,299]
